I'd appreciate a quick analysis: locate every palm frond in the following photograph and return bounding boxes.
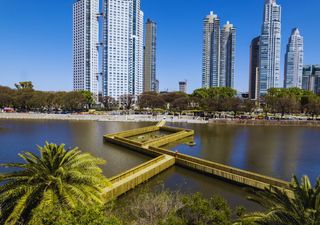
[0,142,108,223]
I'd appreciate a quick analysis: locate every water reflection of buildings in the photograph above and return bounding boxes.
[276,128,301,180]
[194,125,239,163]
[68,121,149,177]
[181,124,302,181]
[245,127,301,180]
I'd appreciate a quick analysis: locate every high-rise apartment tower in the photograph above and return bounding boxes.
[220,21,236,88]
[202,12,235,89]
[73,0,99,101]
[259,0,281,95]
[102,0,144,99]
[302,65,320,94]
[202,12,220,88]
[249,36,260,100]
[143,19,157,93]
[284,28,304,89]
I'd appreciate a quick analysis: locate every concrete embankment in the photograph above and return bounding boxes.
[2,113,320,127]
[0,113,208,124]
[210,119,320,127]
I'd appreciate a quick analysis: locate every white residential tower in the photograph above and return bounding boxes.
[259,0,281,96]
[202,12,236,89]
[284,28,304,89]
[73,0,99,101]
[220,21,236,88]
[102,0,144,99]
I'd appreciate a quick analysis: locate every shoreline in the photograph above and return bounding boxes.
[1,113,320,127]
[0,113,208,124]
[209,118,320,127]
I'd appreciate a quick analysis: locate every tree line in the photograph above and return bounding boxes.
[0,82,94,112]
[136,87,320,118]
[2,82,320,118]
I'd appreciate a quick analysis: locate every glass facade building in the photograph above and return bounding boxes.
[284,28,304,89]
[249,36,260,100]
[202,12,220,88]
[202,12,235,89]
[302,65,320,94]
[143,19,157,93]
[259,0,281,96]
[220,21,236,88]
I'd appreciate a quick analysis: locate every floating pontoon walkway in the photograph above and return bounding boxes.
[103,121,291,201]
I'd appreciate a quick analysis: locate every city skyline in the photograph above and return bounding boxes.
[0,0,319,93]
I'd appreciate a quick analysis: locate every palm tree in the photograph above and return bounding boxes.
[240,175,320,225]
[0,142,109,225]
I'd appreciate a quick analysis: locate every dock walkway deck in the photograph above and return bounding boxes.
[103,121,291,201]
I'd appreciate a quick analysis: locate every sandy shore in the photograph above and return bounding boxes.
[0,113,208,124]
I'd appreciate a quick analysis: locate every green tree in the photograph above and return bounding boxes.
[243,100,256,113]
[101,96,118,111]
[160,92,187,110]
[119,94,135,110]
[190,87,237,112]
[0,86,14,108]
[138,92,165,110]
[30,205,122,225]
[242,175,320,225]
[165,193,232,225]
[79,90,95,108]
[12,88,34,112]
[121,190,183,225]
[63,91,87,111]
[225,97,243,116]
[0,143,109,225]
[306,96,320,119]
[171,97,190,114]
[14,81,34,90]
[265,88,299,117]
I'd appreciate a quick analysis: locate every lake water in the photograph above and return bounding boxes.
[1,119,320,209]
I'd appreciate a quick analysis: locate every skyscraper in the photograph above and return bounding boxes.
[259,0,281,95]
[143,19,157,93]
[284,28,304,89]
[202,12,236,89]
[73,0,99,101]
[202,12,220,88]
[302,65,320,94]
[154,80,159,93]
[102,0,144,99]
[220,21,236,88]
[249,36,260,100]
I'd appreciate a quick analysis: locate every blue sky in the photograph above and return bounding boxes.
[0,0,319,93]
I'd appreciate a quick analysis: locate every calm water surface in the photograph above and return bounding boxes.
[1,119,320,209]
[166,122,320,183]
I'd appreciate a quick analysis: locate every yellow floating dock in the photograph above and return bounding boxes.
[103,121,291,201]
